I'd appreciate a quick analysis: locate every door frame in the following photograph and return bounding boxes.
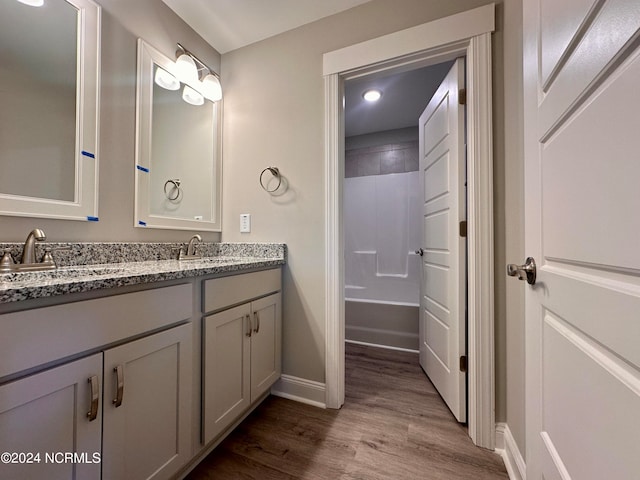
[323,4,496,449]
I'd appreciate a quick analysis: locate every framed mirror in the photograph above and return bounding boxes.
[0,0,100,221]
[134,39,222,232]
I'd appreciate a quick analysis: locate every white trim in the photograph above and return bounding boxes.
[465,31,496,449]
[495,423,526,480]
[134,39,222,232]
[323,5,495,449]
[270,374,327,409]
[323,4,495,75]
[324,73,345,410]
[0,0,101,222]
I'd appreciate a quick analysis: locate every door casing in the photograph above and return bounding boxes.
[323,4,496,449]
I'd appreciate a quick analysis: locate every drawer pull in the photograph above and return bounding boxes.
[87,375,99,421]
[245,314,252,337]
[253,311,260,334]
[113,365,124,407]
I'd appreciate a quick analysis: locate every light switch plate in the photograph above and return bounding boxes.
[240,214,251,233]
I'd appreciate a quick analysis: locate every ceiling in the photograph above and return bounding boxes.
[161,0,373,54]
[344,61,453,137]
[161,0,453,137]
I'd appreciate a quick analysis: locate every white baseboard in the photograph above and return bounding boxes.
[495,423,526,480]
[271,374,326,409]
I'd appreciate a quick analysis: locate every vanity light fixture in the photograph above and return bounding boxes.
[201,74,222,102]
[182,85,205,106]
[154,67,180,91]
[16,0,44,6]
[363,89,382,102]
[175,53,198,83]
[175,43,223,102]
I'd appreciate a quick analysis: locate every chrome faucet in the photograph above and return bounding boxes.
[178,234,202,260]
[0,229,69,273]
[21,228,46,264]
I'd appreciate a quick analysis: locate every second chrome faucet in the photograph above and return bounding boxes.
[178,234,202,260]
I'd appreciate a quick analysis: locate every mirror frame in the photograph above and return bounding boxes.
[0,0,100,222]
[134,39,222,232]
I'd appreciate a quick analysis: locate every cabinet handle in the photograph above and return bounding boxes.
[87,375,99,421]
[253,311,260,334]
[245,314,252,337]
[113,365,124,407]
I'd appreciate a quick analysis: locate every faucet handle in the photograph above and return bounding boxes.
[0,249,15,272]
[42,246,71,266]
[171,246,184,260]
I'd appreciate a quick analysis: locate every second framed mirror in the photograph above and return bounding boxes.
[134,39,222,231]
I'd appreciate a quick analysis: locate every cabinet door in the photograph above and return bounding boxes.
[102,323,192,480]
[0,354,102,480]
[250,292,282,402]
[203,303,251,445]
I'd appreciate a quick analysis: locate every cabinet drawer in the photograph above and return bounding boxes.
[0,283,192,380]
[203,268,281,313]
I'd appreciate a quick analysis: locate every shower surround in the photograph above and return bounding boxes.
[344,139,421,350]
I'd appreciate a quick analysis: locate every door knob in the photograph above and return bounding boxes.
[507,257,536,285]
[415,248,424,256]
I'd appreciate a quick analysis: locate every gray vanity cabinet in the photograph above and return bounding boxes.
[0,261,285,479]
[0,284,194,480]
[202,270,282,445]
[0,323,191,480]
[0,354,103,480]
[250,293,282,402]
[203,303,252,441]
[101,323,192,480]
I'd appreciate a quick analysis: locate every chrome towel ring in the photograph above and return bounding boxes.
[259,167,282,193]
[164,179,182,201]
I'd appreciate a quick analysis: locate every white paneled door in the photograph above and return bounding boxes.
[418,58,466,423]
[523,0,640,478]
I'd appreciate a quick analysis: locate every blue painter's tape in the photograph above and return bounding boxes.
[87,216,99,222]
[81,150,95,158]
[136,165,150,173]
[138,220,147,226]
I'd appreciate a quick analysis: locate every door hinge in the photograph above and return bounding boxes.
[459,220,467,238]
[460,355,468,373]
[459,88,466,105]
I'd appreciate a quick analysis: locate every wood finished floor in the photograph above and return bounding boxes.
[186,343,508,479]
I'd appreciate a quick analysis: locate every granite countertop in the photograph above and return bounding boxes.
[0,256,284,304]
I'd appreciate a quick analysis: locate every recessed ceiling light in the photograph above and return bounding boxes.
[362,89,382,102]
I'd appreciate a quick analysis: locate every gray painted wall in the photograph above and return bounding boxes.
[0,0,222,243]
[220,0,526,456]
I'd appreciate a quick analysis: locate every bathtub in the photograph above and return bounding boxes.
[345,299,419,351]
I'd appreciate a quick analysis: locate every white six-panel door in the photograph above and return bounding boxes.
[418,58,467,423]
[523,0,640,478]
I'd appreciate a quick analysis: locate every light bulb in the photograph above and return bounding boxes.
[201,74,222,102]
[154,67,180,91]
[175,53,198,83]
[182,85,204,106]
[363,89,382,102]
